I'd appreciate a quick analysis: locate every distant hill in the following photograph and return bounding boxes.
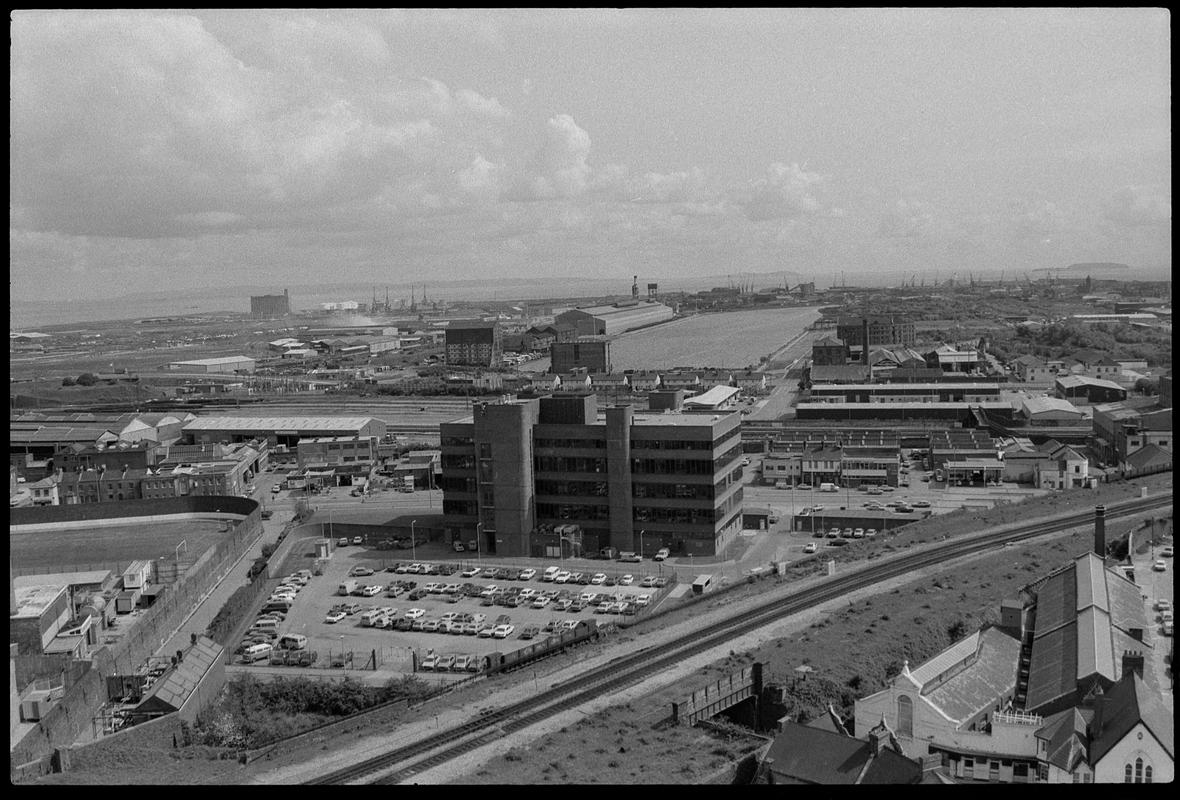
[1065,262,1130,271]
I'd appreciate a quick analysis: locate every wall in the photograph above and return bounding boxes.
[10,495,259,527]
[9,502,263,770]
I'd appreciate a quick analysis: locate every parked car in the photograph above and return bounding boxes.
[349,566,374,577]
[1161,546,1174,558]
[804,542,818,553]
[1153,560,1167,572]
[910,500,931,508]
[591,573,607,585]
[324,610,346,624]
[403,608,426,619]
[654,548,670,561]
[518,568,537,581]
[492,624,515,639]
[520,625,540,640]
[461,567,482,578]
[337,537,349,546]
[619,574,634,586]
[420,652,440,670]
[853,528,865,538]
[865,529,878,538]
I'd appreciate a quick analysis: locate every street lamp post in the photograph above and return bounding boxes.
[411,519,418,562]
[475,522,483,564]
[638,529,645,560]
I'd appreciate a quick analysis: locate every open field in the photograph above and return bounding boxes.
[10,518,231,576]
[609,307,821,371]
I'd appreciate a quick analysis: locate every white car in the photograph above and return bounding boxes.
[1153,560,1167,572]
[853,528,865,538]
[324,611,346,624]
[360,585,381,597]
[352,536,364,545]
[635,594,652,606]
[1161,546,1174,558]
[518,568,537,581]
[492,624,515,639]
[804,542,818,553]
[1157,599,1172,613]
[271,485,282,494]
[531,596,551,609]
[554,571,572,584]
[619,575,634,586]
[403,608,426,620]
[591,573,607,585]
[460,567,482,578]
[654,548,670,561]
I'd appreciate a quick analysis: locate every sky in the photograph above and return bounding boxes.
[9,8,1171,303]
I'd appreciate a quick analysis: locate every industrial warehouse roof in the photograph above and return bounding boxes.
[136,636,221,714]
[683,385,741,408]
[168,356,255,366]
[182,416,380,431]
[795,401,1012,410]
[10,426,120,444]
[1055,375,1125,391]
[1025,554,1152,713]
[1020,397,1083,417]
[809,382,1001,392]
[565,300,671,317]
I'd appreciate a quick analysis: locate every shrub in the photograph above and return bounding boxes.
[61,376,76,387]
[75,372,98,386]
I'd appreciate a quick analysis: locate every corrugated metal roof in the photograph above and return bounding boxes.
[1075,606,1115,682]
[1075,554,1109,614]
[182,416,378,431]
[1033,568,1074,637]
[683,385,741,407]
[1021,396,1082,416]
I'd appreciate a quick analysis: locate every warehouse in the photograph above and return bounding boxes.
[1018,397,1087,426]
[1054,375,1127,405]
[555,299,674,336]
[166,356,256,374]
[181,415,387,449]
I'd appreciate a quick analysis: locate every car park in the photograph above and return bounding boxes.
[324,611,346,624]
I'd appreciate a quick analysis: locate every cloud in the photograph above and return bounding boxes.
[1104,186,1171,226]
[877,198,933,239]
[736,162,824,222]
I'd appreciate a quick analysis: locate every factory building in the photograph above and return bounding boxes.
[550,338,611,374]
[166,356,256,374]
[807,382,1002,404]
[444,320,502,367]
[440,394,744,558]
[181,415,386,452]
[836,315,916,359]
[250,289,291,317]
[555,299,674,337]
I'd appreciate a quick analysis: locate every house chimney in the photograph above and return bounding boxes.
[1094,505,1106,557]
[1121,650,1144,679]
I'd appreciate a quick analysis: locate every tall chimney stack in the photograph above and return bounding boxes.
[862,318,870,364]
[1094,505,1106,557]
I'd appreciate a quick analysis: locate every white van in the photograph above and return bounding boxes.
[242,643,273,662]
[278,634,308,651]
[251,618,279,633]
[542,566,561,582]
[361,608,390,627]
[819,482,838,493]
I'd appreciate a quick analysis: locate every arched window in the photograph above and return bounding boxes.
[1144,766,1152,784]
[897,695,914,737]
[1125,764,1133,783]
[1135,758,1143,783]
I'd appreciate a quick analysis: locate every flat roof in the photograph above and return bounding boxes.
[12,584,68,619]
[796,401,1012,410]
[683,385,741,407]
[14,570,112,590]
[183,416,379,431]
[810,383,1001,391]
[168,356,255,366]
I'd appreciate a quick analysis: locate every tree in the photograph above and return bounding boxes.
[61,376,76,387]
[76,372,98,386]
[1134,377,1159,396]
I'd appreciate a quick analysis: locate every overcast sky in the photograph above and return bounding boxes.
[10,8,1171,302]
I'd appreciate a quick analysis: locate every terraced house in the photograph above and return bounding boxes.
[440,393,744,558]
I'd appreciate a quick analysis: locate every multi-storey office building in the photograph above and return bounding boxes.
[440,394,744,558]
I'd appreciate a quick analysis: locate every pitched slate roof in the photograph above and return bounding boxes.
[1038,707,1092,771]
[762,721,920,784]
[1124,444,1172,471]
[1089,672,1175,765]
[913,628,1022,725]
[135,636,221,714]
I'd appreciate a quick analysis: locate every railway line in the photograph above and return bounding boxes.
[306,491,1172,784]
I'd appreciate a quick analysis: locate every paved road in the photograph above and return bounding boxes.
[1132,527,1174,714]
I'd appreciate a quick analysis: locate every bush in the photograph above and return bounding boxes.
[61,376,76,387]
[75,372,98,386]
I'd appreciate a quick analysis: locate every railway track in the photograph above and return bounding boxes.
[306,492,1172,784]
